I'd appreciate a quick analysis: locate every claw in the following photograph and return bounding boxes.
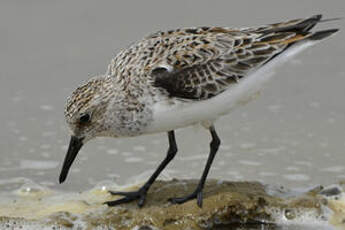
[137,195,146,207]
[105,189,147,207]
[169,189,204,207]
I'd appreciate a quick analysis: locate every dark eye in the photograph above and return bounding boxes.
[79,113,91,124]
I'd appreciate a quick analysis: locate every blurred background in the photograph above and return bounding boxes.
[0,0,344,192]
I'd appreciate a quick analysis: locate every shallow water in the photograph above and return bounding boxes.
[1,179,344,229]
[0,1,345,229]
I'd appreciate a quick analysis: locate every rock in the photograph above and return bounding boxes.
[0,179,345,229]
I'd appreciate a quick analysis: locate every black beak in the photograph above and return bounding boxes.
[59,136,84,184]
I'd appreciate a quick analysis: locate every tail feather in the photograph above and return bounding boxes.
[258,15,339,66]
[308,29,339,40]
[295,14,322,32]
[260,14,341,38]
[260,14,323,34]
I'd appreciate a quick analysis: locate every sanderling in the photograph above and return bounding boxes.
[59,15,338,208]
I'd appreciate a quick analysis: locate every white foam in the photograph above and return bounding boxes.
[0,178,343,229]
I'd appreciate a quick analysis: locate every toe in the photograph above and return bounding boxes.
[168,197,179,204]
[168,197,187,204]
[168,191,203,205]
[108,190,119,196]
[106,189,148,207]
[104,197,132,206]
[108,190,136,196]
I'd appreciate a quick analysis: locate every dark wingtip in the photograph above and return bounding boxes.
[310,14,323,21]
[309,29,339,40]
[261,14,324,34]
[297,14,323,32]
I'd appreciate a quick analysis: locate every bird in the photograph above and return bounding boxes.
[59,14,338,208]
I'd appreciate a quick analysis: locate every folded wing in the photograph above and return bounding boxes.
[151,14,335,100]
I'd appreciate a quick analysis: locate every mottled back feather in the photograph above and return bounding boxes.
[106,15,335,101]
[150,15,323,100]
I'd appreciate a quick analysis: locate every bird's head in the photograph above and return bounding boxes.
[59,75,114,184]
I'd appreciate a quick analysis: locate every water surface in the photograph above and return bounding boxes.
[0,1,344,229]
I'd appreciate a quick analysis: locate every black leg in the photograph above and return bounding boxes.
[105,130,177,207]
[169,125,220,208]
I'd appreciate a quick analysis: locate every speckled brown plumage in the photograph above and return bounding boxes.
[60,15,338,208]
[62,14,339,139]
[105,15,325,100]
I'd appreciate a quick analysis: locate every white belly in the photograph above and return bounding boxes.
[145,40,315,134]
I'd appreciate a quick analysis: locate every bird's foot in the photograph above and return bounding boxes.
[105,188,147,207]
[169,188,203,208]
